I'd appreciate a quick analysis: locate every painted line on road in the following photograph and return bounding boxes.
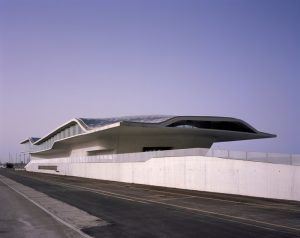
[12,173,149,205]
[157,195,197,201]
[44,180,150,204]
[112,184,300,213]
[0,177,93,238]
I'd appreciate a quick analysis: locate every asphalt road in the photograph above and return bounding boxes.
[0,169,299,238]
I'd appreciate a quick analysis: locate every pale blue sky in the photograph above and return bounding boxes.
[0,0,299,162]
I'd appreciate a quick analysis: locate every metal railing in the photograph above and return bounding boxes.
[30,148,300,166]
[207,149,300,165]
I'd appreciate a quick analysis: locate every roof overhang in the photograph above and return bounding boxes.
[30,122,275,156]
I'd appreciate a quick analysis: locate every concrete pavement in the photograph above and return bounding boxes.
[0,177,82,238]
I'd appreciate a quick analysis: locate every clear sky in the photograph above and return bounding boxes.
[0,0,299,162]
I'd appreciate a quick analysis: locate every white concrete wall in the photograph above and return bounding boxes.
[25,156,300,201]
[69,138,117,157]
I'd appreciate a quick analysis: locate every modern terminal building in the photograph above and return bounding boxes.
[21,115,274,159]
[21,115,300,201]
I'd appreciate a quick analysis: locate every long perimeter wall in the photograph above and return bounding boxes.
[25,156,300,201]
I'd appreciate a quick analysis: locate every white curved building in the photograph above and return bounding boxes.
[21,115,275,159]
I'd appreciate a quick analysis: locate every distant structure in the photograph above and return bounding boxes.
[21,115,275,158]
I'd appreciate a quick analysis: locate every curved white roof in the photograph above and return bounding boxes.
[21,115,276,146]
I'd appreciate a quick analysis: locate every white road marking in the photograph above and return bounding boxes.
[50,180,149,204]
[115,184,300,212]
[156,195,197,201]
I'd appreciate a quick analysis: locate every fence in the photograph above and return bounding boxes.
[30,148,300,166]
